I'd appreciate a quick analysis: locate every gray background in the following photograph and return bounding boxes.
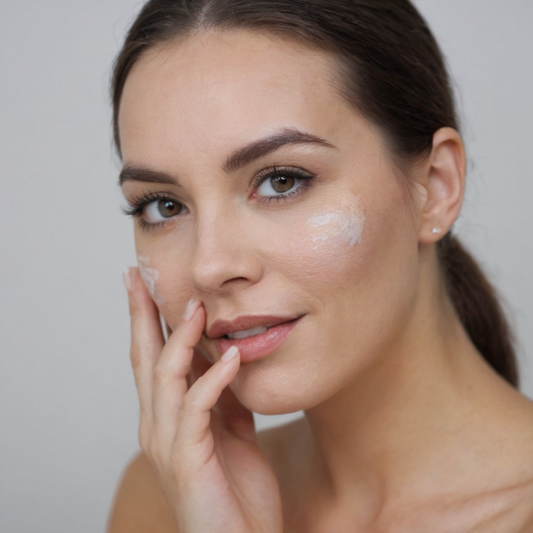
[1,1,532,531]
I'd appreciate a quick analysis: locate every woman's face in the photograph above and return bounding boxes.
[119,30,422,414]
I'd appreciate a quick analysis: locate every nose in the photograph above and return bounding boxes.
[190,208,263,294]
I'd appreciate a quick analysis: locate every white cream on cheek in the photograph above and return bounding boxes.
[306,200,366,248]
[137,255,166,305]
[135,200,365,314]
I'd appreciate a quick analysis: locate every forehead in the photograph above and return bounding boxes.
[118,30,360,166]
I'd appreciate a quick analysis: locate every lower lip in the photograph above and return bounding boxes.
[215,317,302,364]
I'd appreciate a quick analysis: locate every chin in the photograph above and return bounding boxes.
[230,357,330,416]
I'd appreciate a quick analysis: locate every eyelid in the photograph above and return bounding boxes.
[122,191,181,215]
[251,164,317,201]
[122,165,317,230]
[251,164,315,188]
[122,191,186,231]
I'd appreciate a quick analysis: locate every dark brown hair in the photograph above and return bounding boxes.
[111,0,518,387]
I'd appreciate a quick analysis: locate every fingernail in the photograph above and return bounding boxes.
[122,268,133,292]
[221,346,239,362]
[182,298,199,321]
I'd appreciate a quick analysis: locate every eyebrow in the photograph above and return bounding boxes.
[118,128,335,186]
[222,128,335,173]
[118,167,179,187]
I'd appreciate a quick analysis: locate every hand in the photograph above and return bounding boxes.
[123,267,283,533]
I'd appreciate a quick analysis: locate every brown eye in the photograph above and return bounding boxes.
[143,198,185,224]
[255,167,315,199]
[270,175,295,193]
[157,199,181,218]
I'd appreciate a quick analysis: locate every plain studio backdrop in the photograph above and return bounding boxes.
[1,1,532,531]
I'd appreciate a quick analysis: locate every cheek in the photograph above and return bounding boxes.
[133,191,404,346]
[306,206,365,247]
[135,247,191,325]
[136,198,369,316]
[137,255,165,305]
[232,193,419,414]
[260,197,367,293]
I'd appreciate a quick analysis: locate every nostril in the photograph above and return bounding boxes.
[190,242,263,294]
[221,276,249,286]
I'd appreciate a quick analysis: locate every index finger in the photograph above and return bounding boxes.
[167,322,209,389]
[151,301,206,447]
[124,267,165,424]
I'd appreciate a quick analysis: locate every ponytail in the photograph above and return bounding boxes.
[437,233,518,387]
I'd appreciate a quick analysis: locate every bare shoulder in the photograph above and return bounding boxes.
[106,452,177,533]
[440,476,533,533]
[434,395,533,533]
[418,392,533,533]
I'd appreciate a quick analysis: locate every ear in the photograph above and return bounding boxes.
[418,127,466,244]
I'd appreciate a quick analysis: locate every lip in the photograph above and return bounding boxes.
[210,315,303,364]
[206,314,301,340]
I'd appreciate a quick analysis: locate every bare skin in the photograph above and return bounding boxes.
[108,416,533,533]
[107,30,533,532]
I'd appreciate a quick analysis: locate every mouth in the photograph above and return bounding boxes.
[210,316,303,364]
[206,314,301,340]
[223,324,277,340]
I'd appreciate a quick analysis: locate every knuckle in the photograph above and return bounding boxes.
[153,360,188,387]
[139,432,151,457]
[152,364,171,386]
[181,394,198,415]
[130,347,142,370]
[149,439,163,464]
[128,295,141,317]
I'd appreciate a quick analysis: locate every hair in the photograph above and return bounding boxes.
[110,0,518,387]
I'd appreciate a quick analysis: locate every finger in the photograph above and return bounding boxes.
[124,267,165,439]
[190,348,255,442]
[164,318,190,385]
[176,346,241,450]
[190,347,213,385]
[151,300,205,448]
[215,380,256,443]
[189,347,253,436]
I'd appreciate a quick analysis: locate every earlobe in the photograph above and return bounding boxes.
[419,127,466,244]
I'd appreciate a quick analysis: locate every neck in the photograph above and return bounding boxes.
[300,249,521,521]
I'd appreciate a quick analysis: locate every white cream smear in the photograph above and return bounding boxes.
[137,255,165,305]
[306,202,366,248]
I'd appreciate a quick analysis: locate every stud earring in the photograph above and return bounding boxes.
[432,227,441,234]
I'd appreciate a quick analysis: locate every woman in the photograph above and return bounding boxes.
[107,1,533,531]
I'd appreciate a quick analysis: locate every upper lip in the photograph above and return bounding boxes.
[206,314,302,339]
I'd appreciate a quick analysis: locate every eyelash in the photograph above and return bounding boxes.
[122,191,179,232]
[252,165,316,202]
[123,165,316,231]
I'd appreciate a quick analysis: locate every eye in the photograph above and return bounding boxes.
[255,166,315,199]
[144,198,185,223]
